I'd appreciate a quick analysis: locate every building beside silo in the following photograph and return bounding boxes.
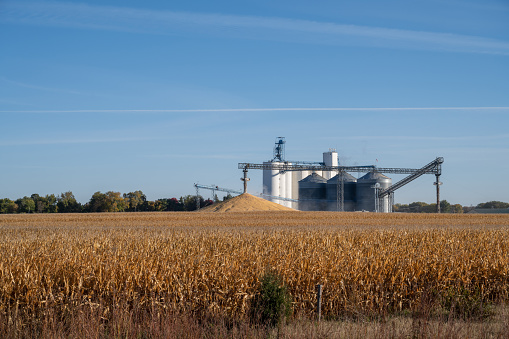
[298,173,327,211]
[356,172,392,212]
[322,149,338,179]
[326,172,357,211]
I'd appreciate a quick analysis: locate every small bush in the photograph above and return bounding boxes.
[250,270,292,327]
[440,286,493,319]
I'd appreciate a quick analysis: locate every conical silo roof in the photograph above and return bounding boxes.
[299,172,327,183]
[358,172,391,181]
[327,172,357,183]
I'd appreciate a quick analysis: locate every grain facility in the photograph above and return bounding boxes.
[238,137,444,213]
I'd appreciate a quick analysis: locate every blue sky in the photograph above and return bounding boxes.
[1,0,508,206]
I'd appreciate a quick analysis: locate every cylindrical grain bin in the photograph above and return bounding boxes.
[356,172,392,212]
[298,173,327,211]
[263,161,280,202]
[326,172,357,211]
[284,165,292,208]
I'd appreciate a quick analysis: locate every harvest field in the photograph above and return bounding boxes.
[1,210,509,337]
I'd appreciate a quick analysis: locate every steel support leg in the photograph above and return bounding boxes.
[435,175,441,213]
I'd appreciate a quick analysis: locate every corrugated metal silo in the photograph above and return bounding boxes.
[263,161,280,202]
[298,173,327,211]
[326,172,357,211]
[356,172,392,212]
[279,166,286,203]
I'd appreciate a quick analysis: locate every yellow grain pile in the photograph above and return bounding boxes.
[199,193,295,212]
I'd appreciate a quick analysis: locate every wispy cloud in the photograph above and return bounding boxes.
[1,107,508,114]
[0,76,85,96]
[143,153,240,160]
[321,134,509,142]
[0,98,35,106]
[0,136,167,146]
[2,1,509,55]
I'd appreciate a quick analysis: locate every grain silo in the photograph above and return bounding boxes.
[298,173,327,211]
[326,172,357,211]
[262,161,279,202]
[282,166,293,208]
[262,161,293,207]
[356,172,392,212]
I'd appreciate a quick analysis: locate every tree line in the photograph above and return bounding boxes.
[1,191,506,214]
[393,200,509,213]
[0,191,234,214]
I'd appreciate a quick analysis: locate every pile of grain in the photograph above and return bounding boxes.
[199,193,295,212]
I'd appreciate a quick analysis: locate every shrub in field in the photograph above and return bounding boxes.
[250,270,292,327]
[440,286,493,320]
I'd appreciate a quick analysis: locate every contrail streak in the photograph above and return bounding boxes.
[1,107,508,113]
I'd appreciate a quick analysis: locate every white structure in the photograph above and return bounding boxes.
[262,161,293,208]
[322,149,338,180]
[263,161,280,202]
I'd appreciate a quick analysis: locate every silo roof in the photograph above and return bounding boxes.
[327,172,357,183]
[358,172,391,180]
[299,172,327,183]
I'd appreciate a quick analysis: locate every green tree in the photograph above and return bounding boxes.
[250,270,292,327]
[57,191,82,213]
[30,194,46,213]
[44,194,58,213]
[393,203,409,212]
[162,198,184,211]
[123,190,146,212]
[477,201,509,209]
[145,200,156,211]
[88,192,107,212]
[423,203,437,213]
[154,199,168,211]
[409,201,428,213]
[452,204,464,213]
[440,200,451,213]
[88,191,126,212]
[0,199,18,214]
[181,195,205,211]
[106,191,126,212]
[16,196,35,213]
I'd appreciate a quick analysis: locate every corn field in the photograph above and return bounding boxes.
[1,212,509,322]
